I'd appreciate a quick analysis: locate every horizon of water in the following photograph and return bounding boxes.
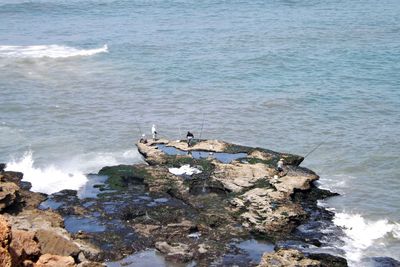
[1,0,399,265]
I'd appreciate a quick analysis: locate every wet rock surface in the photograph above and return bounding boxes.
[0,168,104,267]
[1,139,357,266]
[25,139,348,266]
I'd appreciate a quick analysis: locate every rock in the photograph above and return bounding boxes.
[258,249,321,267]
[22,259,35,266]
[0,246,12,267]
[198,243,209,254]
[0,182,20,211]
[77,262,106,267]
[1,171,23,184]
[9,229,40,266]
[155,241,194,262]
[308,253,348,267]
[36,254,75,267]
[0,215,11,247]
[0,163,6,173]
[361,256,400,267]
[35,229,80,257]
[212,162,275,192]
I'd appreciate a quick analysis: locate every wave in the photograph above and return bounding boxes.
[4,149,141,195]
[0,44,108,59]
[5,151,87,195]
[333,212,400,263]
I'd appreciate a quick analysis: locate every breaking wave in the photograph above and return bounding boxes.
[5,151,87,194]
[5,149,141,195]
[0,44,108,59]
[333,212,400,264]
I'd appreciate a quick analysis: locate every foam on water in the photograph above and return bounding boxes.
[333,212,400,264]
[5,148,141,195]
[0,44,108,59]
[5,151,87,194]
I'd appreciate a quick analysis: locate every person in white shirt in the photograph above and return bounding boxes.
[151,124,157,140]
[277,158,284,173]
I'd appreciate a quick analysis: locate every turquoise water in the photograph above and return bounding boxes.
[1,0,399,264]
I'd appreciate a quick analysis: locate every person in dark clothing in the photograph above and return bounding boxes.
[186,131,194,147]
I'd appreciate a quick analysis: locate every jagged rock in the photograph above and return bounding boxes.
[258,249,321,267]
[35,229,80,257]
[0,182,19,211]
[0,163,6,173]
[22,259,35,266]
[77,262,106,267]
[36,254,75,267]
[212,162,275,192]
[155,241,194,262]
[4,209,64,230]
[9,229,40,266]
[0,215,11,247]
[0,215,12,267]
[0,246,12,267]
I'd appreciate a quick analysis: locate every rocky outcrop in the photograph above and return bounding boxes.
[0,138,350,266]
[258,249,321,267]
[9,229,40,266]
[0,168,103,267]
[35,229,80,257]
[155,241,194,262]
[0,215,12,267]
[36,254,75,267]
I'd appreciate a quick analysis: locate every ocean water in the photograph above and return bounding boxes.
[0,0,399,264]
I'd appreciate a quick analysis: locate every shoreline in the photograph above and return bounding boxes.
[1,139,399,266]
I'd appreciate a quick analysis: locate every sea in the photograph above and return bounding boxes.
[0,0,399,265]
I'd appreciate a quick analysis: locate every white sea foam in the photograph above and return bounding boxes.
[4,149,141,195]
[333,212,400,263]
[5,151,88,195]
[0,44,108,59]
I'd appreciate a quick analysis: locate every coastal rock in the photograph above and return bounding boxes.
[0,182,19,211]
[36,254,75,267]
[0,171,46,212]
[0,246,12,267]
[155,241,194,262]
[0,163,6,173]
[9,229,40,266]
[258,249,321,267]
[26,139,342,266]
[212,162,275,192]
[35,229,80,257]
[77,262,106,267]
[0,215,12,267]
[0,215,11,246]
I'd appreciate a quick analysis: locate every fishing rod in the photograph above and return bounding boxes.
[134,115,143,136]
[199,112,205,139]
[303,141,325,159]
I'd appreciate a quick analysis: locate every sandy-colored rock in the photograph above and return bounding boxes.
[258,249,321,267]
[35,229,80,257]
[212,162,275,192]
[36,253,75,267]
[132,224,161,237]
[0,182,20,211]
[155,241,193,262]
[22,259,35,266]
[168,139,227,152]
[0,246,12,267]
[273,166,319,194]
[10,229,40,265]
[77,262,105,267]
[4,209,64,231]
[0,215,11,247]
